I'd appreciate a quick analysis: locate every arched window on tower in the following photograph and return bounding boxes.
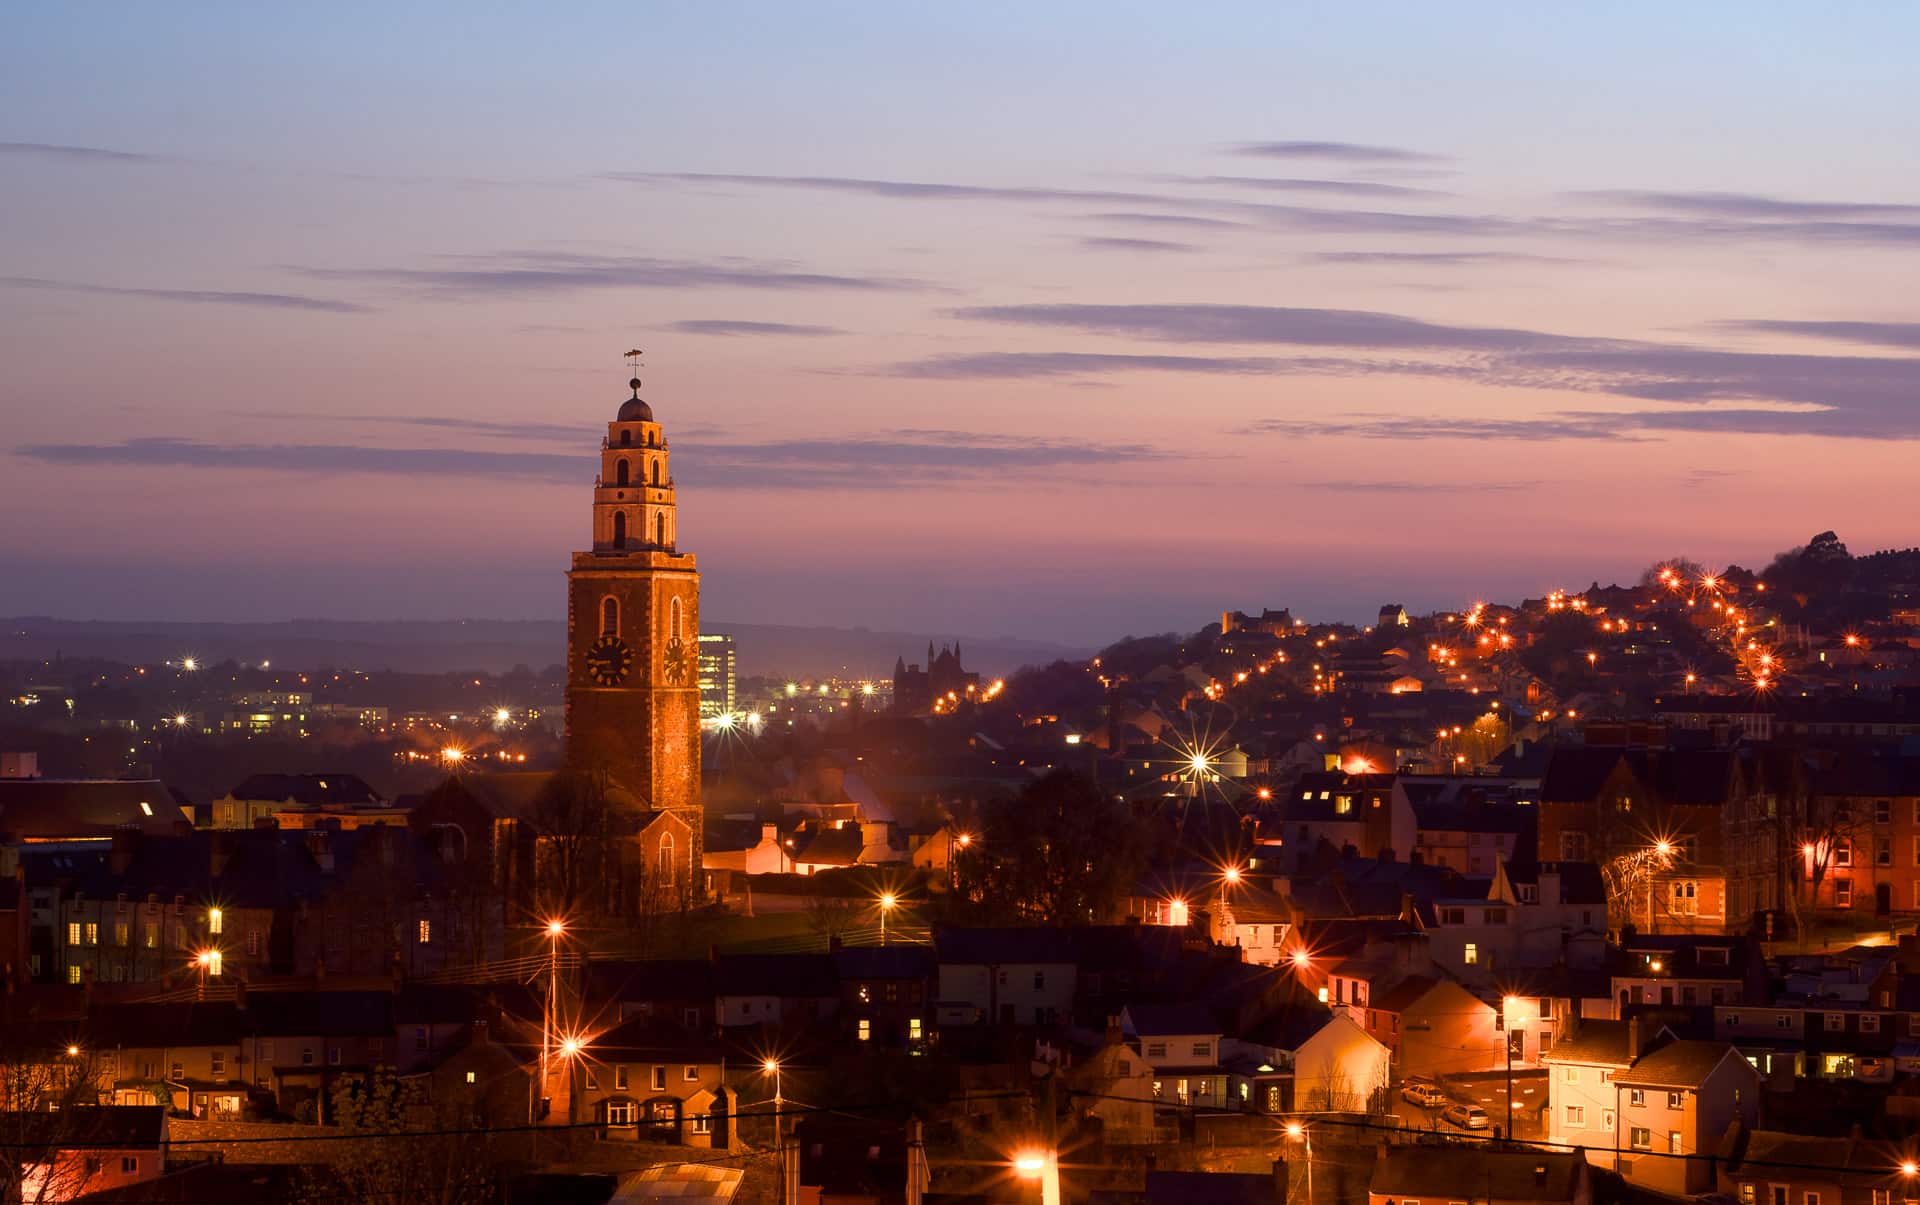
[620,430,631,447]
[615,459,630,487]
[656,513,667,548]
[649,430,658,448]
[670,596,682,639]
[658,831,676,887]
[600,597,619,638]
[612,512,626,549]
[650,459,661,486]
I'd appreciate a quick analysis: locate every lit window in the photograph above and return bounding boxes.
[1464,943,1478,966]
[466,1071,476,1084]
[909,1018,923,1041]
[67,965,83,985]
[858,1019,871,1042]
[67,922,81,946]
[209,908,222,935]
[207,950,223,977]
[417,920,431,944]
[651,1066,666,1091]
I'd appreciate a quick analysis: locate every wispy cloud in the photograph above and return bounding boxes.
[1252,415,1639,442]
[609,170,1169,206]
[0,275,370,314]
[950,303,1589,352]
[1086,211,1248,230]
[0,141,161,163]
[1306,250,1579,266]
[1712,319,1920,351]
[1229,140,1447,164]
[1077,237,1197,254]
[14,430,1177,489]
[667,319,845,336]
[921,301,1920,438]
[1175,175,1449,199]
[297,252,931,298]
[891,351,1315,379]
[258,413,596,443]
[1303,477,1547,491]
[15,439,582,478]
[1570,189,1920,220]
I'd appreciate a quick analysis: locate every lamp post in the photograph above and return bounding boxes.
[764,1059,790,1205]
[541,918,565,1123]
[1500,995,1518,1139]
[1284,1121,1314,1203]
[1013,1149,1061,1205]
[878,893,897,946]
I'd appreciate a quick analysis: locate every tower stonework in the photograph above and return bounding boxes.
[564,374,702,878]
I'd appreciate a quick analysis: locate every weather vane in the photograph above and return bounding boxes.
[624,348,644,394]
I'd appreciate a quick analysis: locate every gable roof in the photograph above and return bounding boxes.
[1611,1039,1747,1089]
[713,953,837,998]
[1121,1003,1219,1038]
[0,778,187,840]
[1542,1019,1636,1067]
[1370,1145,1584,1201]
[220,774,383,806]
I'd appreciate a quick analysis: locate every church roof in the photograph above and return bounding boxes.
[618,378,653,422]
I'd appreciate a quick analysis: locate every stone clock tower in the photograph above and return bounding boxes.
[564,368,701,874]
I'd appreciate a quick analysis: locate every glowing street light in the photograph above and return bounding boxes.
[1222,866,1242,886]
[1290,949,1310,969]
[1012,1149,1061,1205]
[494,708,512,724]
[66,1045,80,1058]
[1901,1159,1917,1177]
[878,892,898,945]
[1283,1121,1314,1201]
[172,714,189,727]
[181,657,198,672]
[441,746,466,766]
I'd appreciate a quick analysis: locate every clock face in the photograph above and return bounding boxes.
[585,635,633,686]
[663,634,691,685]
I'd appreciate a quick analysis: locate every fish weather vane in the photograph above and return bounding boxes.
[624,348,644,392]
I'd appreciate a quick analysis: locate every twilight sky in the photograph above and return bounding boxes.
[5,3,1919,644]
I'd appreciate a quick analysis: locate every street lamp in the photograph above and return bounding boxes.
[1012,1149,1061,1205]
[878,893,897,945]
[1284,1121,1314,1203]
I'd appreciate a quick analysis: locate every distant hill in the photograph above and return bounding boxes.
[0,617,1091,680]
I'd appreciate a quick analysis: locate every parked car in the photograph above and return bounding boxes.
[1442,1103,1490,1130]
[1400,1081,1448,1108]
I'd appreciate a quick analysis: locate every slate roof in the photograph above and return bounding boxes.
[0,778,188,840]
[1370,975,1442,1014]
[833,944,935,981]
[1504,859,1607,906]
[1542,1019,1636,1066]
[1122,1002,1219,1037]
[1540,747,1739,807]
[934,925,1187,971]
[7,1105,167,1149]
[791,825,862,866]
[586,959,716,1006]
[243,990,394,1038]
[1370,1146,1584,1202]
[713,953,837,998]
[1143,1170,1276,1205]
[1611,1039,1745,1088]
[219,774,383,806]
[592,1015,723,1063]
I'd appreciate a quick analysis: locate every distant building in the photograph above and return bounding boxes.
[892,642,980,715]
[209,774,387,830]
[1221,608,1294,636]
[220,691,312,735]
[698,632,737,719]
[1377,603,1409,627]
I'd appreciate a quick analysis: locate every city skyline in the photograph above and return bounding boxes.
[6,4,1920,643]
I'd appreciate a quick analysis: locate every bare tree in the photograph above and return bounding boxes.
[0,1037,113,1204]
[299,1071,497,1205]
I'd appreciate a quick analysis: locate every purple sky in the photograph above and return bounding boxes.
[5,4,1919,644]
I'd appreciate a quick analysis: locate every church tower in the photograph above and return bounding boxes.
[564,363,702,879]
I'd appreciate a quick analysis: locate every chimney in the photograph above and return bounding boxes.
[1628,1015,1642,1057]
[472,1019,488,1046]
[1105,1014,1124,1046]
[761,823,779,845]
[110,830,140,876]
[208,831,233,878]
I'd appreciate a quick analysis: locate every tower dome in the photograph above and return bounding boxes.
[618,378,654,422]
